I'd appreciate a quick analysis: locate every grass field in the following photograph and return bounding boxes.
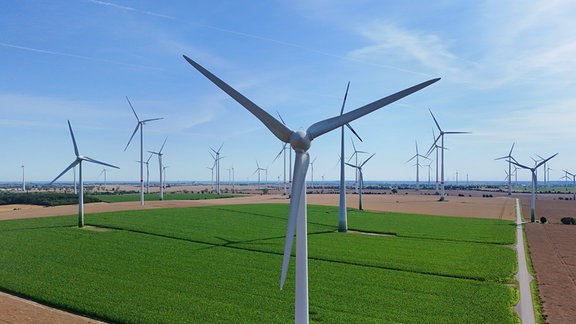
[89,192,237,203]
[0,204,518,323]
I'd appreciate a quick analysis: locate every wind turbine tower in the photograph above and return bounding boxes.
[183,55,439,323]
[338,82,362,232]
[51,121,119,227]
[124,97,163,206]
[427,109,470,201]
[510,153,558,222]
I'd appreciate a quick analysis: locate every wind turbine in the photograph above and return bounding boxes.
[21,165,26,192]
[406,141,429,191]
[273,143,289,195]
[124,97,163,206]
[338,82,363,232]
[346,153,375,211]
[509,153,557,222]
[210,144,224,194]
[99,168,107,187]
[183,55,439,323]
[495,143,515,195]
[50,120,119,227]
[148,137,167,200]
[536,154,549,186]
[563,170,576,200]
[427,109,470,201]
[253,161,265,190]
[309,157,317,189]
[138,153,154,194]
[425,129,443,193]
[348,138,367,194]
[207,163,216,191]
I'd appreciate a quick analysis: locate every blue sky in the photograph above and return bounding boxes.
[1,0,576,184]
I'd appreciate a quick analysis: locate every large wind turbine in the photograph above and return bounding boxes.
[50,121,119,227]
[345,153,375,211]
[495,143,516,195]
[338,82,363,232]
[406,141,429,191]
[427,109,470,201]
[124,97,163,206]
[509,153,557,222]
[149,137,167,200]
[183,55,439,323]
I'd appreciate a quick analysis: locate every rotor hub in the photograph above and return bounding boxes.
[290,130,311,152]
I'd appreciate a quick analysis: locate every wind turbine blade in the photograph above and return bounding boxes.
[350,137,357,153]
[444,131,471,135]
[217,143,224,153]
[344,162,358,169]
[83,156,120,169]
[339,81,350,115]
[280,151,309,289]
[50,160,80,184]
[124,123,140,151]
[158,137,168,153]
[146,153,153,163]
[277,112,286,125]
[183,55,292,143]
[361,153,376,167]
[67,120,80,157]
[406,155,417,163]
[345,123,363,142]
[425,134,441,157]
[509,142,515,156]
[126,97,140,121]
[307,78,440,140]
[141,117,164,123]
[536,153,558,168]
[272,145,285,163]
[509,159,531,170]
[428,109,442,132]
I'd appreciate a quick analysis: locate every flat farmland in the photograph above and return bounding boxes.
[0,203,518,323]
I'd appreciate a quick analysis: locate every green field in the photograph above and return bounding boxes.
[89,192,237,203]
[0,204,518,323]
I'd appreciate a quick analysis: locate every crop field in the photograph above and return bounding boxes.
[89,192,237,203]
[0,204,518,323]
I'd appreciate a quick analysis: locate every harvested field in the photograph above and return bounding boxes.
[520,195,576,323]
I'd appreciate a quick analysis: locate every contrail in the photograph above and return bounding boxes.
[86,0,175,20]
[0,42,161,70]
[87,0,430,77]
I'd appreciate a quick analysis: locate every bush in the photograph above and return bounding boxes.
[540,217,547,224]
[560,217,576,225]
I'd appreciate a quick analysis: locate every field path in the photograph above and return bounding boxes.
[514,199,536,324]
